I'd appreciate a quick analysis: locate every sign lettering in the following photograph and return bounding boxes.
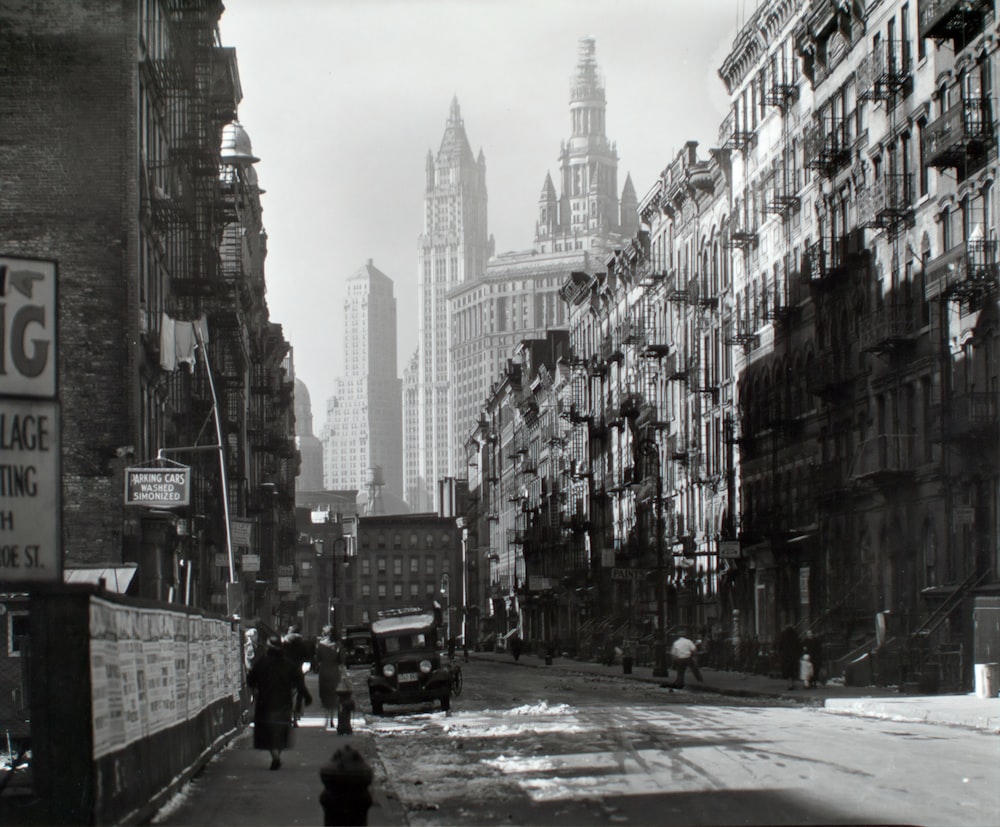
[0,399,60,583]
[125,467,191,507]
[0,258,57,399]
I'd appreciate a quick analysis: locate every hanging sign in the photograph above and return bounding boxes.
[612,568,649,581]
[124,466,191,507]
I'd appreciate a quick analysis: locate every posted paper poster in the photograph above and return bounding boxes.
[89,597,241,759]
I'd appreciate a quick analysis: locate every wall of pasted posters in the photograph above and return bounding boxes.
[89,596,241,759]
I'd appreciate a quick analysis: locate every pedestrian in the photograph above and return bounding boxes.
[799,652,815,689]
[282,624,311,725]
[244,628,263,673]
[510,633,523,662]
[668,631,703,689]
[803,630,823,685]
[314,626,344,729]
[778,625,801,689]
[247,635,311,770]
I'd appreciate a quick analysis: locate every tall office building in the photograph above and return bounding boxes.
[407,98,491,511]
[449,37,639,469]
[325,260,403,503]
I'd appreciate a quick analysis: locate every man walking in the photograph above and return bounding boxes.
[669,631,703,689]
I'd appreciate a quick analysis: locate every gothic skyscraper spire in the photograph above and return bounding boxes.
[406,98,490,510]
[536,36,637,250]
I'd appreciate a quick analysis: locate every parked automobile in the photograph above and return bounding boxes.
[342,624,373,667]
[367,611,452,714]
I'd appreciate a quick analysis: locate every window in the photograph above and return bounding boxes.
[425,557,435,576]
[425,583,436,597]
[361,558,371,576]
[377,556,386,574]
[393,584,403,599]
[393,557,403,577]
[6,611,28,656]
[410,557,419,575]
[361,583,371,597]
[377,583,387,598]
[409,583,419,598]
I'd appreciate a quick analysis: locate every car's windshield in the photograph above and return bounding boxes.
[377,631,432,654]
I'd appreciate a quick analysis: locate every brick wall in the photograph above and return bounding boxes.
[0,1,137,564]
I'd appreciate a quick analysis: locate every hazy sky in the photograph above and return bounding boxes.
[219,0,748,431]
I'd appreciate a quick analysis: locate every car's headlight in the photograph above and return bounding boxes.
[382,664,396,678]
[419,659,432,674]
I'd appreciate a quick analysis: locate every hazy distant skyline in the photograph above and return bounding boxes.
[219,1,746,427]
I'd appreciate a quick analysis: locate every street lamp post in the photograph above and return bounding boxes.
[440,573,451,645]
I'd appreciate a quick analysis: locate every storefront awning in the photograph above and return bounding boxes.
[63,565,138,594]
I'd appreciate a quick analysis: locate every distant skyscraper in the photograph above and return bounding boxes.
[402,349,421,507]
[324,260,402,500]
[294,378,324,492]
[406,97,491,511]
[449,37,638,465]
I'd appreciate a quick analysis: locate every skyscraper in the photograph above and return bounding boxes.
[407,98,491,511]
[324,260,402,502]
[294,378,324,493]
[449,37,638,470]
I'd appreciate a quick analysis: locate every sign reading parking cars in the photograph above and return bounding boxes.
[0,256,60,586]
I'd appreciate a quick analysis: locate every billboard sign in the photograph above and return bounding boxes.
[0,256,57,399]
[0,398,60,583]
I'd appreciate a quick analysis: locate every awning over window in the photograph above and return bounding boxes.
[63,565,138,594]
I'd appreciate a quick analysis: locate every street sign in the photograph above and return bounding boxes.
[0,398,60,583]
[0,256,57,399]
[124,466,190,507]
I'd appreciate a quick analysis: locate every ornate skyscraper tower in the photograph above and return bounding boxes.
[535,37,638,252]
[407,98,490,511]
[449,37,638,473]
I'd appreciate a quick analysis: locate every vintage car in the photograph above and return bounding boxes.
[342,624,373,667]
[367,611,452,714]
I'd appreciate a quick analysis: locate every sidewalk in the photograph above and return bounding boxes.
[473,649,1000,733]
[149,672,407,827]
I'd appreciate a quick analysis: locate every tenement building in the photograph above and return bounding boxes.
[464,0,999,691]
[0,1,297,617]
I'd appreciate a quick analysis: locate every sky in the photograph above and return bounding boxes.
[219,0,750,432]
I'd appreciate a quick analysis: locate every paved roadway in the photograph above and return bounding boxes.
[148,658,999,827]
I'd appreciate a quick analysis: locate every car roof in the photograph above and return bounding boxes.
[370,613,436,635]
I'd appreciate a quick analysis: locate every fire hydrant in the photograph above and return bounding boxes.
[336,675,356,735]
[319,745,373,826]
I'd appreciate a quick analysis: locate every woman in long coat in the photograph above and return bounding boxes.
[314,626,344,729]
[247,636,311,770]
